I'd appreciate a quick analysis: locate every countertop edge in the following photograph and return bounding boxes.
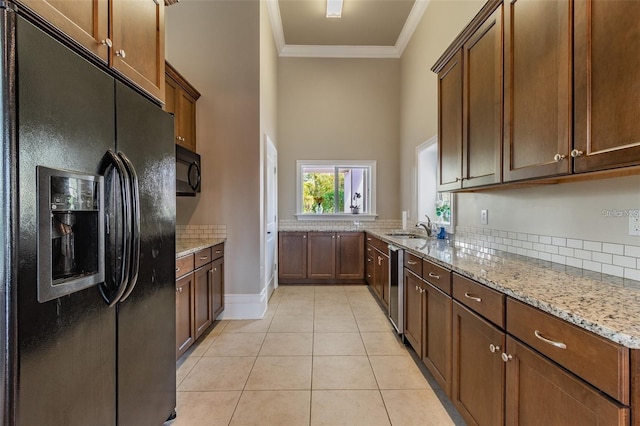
[176,239,226,258]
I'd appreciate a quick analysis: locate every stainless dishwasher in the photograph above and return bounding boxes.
[388,244,404,335]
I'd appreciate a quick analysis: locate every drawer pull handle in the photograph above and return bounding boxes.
[534,330,567,349]
[464,292,482,302]
[489,344,500,353]
[215,250,222,254]
[407,260,418,265]
[176,267,180,272]
[367,238,372,241]
[199,256,208,260]
[428,272,440,279]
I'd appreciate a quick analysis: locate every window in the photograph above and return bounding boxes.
[296,160,376,220]
[416,136,454,231]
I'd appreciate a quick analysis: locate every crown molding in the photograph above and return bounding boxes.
[268,0,430,59]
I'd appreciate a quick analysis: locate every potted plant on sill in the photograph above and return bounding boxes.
[350,193,361,214]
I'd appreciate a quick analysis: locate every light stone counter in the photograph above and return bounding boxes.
[369,230,640,349]
[176,238,225,258]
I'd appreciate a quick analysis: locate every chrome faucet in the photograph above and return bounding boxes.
[416,214,432,237]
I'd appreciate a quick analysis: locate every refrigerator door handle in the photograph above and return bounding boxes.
[99,150,132,306]
[117,152,140,303]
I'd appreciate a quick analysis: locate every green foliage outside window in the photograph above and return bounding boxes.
[303,172,345,213]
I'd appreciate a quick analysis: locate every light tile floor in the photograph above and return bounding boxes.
[166,285,465,426]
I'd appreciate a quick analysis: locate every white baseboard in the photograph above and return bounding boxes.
[216,288,268,320]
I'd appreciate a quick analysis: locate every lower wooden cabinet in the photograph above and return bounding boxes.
[452,301,505,426]
[505,336,629,425]
[194,262,213,340]
[175,243,225,359]
[176,272,195,359]
[278,231,364,284]
[211,256,224,319]
[423,281,452,396]
[404,269,424,356]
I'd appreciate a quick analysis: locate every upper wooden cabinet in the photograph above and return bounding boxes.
[463,4,502,188]
[435,0,640,190]
[165,62,201,152]
[573,0,640,172]
[503,0,572,182]
[17,0,109,61]
[437,2,502,191]
[17,0,165,102]
[111,0,165,102]
[437,50,464,191]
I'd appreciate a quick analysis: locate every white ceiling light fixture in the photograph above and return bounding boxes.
[326,0,343,18]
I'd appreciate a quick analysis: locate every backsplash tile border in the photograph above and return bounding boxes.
[455,226,640,280]
[177,224,227,241]
[278,218,403,232]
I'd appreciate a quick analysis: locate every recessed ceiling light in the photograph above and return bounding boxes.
[326,0,343,18]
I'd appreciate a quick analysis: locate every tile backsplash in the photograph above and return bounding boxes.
[455,226,640,281]
[176,224,227,241]
[278,218,402,232]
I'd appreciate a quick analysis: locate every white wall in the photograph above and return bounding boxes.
[278,58,401,220]
[166,1,270,307]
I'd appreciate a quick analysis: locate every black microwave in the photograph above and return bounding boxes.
[176,145,201,196]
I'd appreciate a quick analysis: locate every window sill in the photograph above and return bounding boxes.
[295,213,378,222]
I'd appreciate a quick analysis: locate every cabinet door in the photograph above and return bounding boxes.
[462,4,502,188]
[404,269,423,357]
[307,232,336,279]
[373,251,389,308]
[211,257,224,319]
[504,336,629,425]
[194,264,213,340]
[176,89,197,152]
[278,232,307,280]
[111,0,165,101]
[438,49,464,191]
[574,0,640,172]
[423,282,453,397]
[336,232,364,279]
[452,301,505,426]
[176,273,195,359]
[503,0,571,181]
[18,0,109,62]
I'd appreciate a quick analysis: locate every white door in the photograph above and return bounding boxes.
[265,136,278,296]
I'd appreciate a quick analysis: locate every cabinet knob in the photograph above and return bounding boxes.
[101,38,112,48]
[553,153,566,162]
[175,267,180,272]
[570,149,584,158]
[176,287,183,293]
[489,344,500,353]
[115,49,127,58]
[501,353,512,362]
[302,235,306,239]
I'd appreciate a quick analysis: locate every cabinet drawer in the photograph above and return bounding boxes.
[176,254,194,278]
[212,243,224,261]
[366,233,388,254]
[404,252,423,277]
[423,259,451,295]
[453,273,504,328]
[194,247,213,269]
[507,298,629,404]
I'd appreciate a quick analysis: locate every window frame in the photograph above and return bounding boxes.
[295,160,377,221]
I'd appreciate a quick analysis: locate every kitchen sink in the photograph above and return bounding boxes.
[385,232,425,239]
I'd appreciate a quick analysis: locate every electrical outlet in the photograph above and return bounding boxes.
[481,209,488,225]
[630,213,640,236]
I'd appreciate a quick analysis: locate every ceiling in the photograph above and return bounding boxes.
[268,0,430,58]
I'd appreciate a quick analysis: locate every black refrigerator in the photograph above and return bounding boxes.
[1,6,176,426]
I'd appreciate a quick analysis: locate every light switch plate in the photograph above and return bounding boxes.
[481,209,488,225]
[630,213,640,236]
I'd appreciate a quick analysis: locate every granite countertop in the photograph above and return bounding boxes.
[368,229,640,349]
[176,238,226,258]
